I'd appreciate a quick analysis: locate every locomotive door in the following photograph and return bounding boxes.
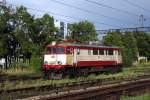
[66,48,73,65]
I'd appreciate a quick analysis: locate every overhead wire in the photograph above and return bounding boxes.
[122,0,150,21]
[123,0,150,13]
[50,0,137,26]
[8,3,123,28]
[85,0,139,17]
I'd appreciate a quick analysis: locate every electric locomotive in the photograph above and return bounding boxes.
[42,41,122,79]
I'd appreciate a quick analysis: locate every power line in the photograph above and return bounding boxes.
[50,0,137,26]
[123,0,150,13]
[85,0,139,17]
[8,3,123,28]
[10,4,80,20]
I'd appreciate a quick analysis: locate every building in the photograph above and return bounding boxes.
[54,19,70,39]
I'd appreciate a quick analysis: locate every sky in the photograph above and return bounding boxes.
[6,0,150,30]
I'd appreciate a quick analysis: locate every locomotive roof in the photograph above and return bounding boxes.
[47,43,121,49]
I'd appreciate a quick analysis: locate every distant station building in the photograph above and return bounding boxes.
[54,19,70,39]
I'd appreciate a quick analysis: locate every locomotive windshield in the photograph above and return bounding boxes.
[46,47,65,54]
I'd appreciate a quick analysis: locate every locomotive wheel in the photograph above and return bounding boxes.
[53,74,63,79]
[43,70,55,79]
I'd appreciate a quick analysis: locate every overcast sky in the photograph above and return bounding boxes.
[6,0,150,30]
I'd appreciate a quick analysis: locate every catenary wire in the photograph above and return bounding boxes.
[8,3,124,28]
[85,0,139,17]
[50,0,138,26]
[123,0,150,13]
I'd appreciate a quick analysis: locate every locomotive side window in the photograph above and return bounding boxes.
[108,50,113,55]
[77,49,80,55]
[93,50,98,55]
[99,50,104,55]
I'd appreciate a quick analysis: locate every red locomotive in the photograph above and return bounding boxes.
[42,41,122,79]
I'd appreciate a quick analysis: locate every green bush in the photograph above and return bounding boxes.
[29,55,42,72]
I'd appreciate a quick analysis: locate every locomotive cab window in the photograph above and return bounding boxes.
[93,50,98,55]
[108,50,113,55]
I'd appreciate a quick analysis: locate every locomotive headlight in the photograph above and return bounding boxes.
[44,61,48,64]
[57,61,62,65]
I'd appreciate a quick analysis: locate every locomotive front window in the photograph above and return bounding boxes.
[46,47,65,54]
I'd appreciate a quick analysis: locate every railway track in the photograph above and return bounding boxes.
[45,77,150,100]
[0,75,42,83]
[0,72,150,99]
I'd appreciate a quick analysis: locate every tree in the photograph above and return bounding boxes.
[122,32,138,67]
[134,32,150,60]
[0,5,17,68]
[103,31,138,67]
[123,32,138,59]
[0,5,60,70]
[0,5,14,53]
[68,20,98,42]
[34,14,58,46]
[12,6,35,54]
[103,31,124,47]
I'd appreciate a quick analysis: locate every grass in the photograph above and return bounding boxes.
[0,68,42,79]
[0,62,150,90]
[4,68,35,76]
[121,93,150,100]
[0,56,42,78]
[0,79,74,90]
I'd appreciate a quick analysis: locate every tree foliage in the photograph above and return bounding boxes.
[103,31,124,47]
[12,6,35,53]
[134,32,150,60]
[0,5,58,69]
[122,32,138,67]
[34,14,58,46]
[68,20,98,42]
[103,31,138,67]
[0,5,13,56]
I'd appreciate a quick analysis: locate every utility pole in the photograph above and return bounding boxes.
[139,14,146,27]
